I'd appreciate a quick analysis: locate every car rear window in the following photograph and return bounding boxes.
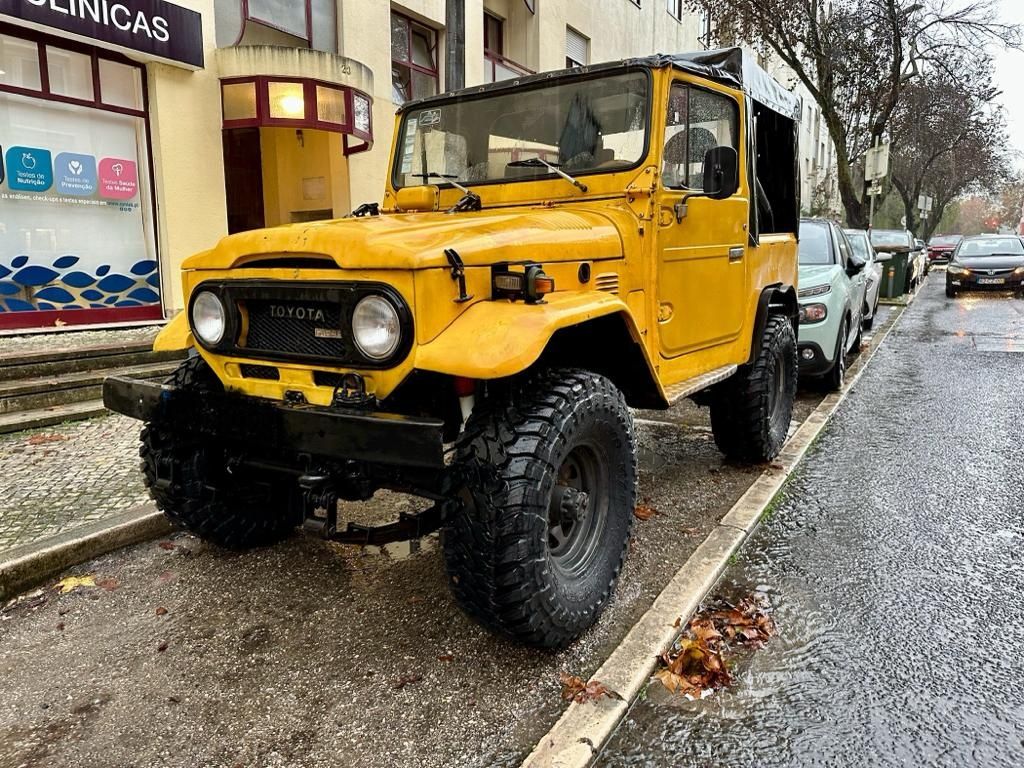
[798,222,832,265]
[957,238,1024,257]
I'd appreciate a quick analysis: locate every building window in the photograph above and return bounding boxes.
[667,0,684,21]
[0,27,159,329]
[566,27,589,69]
[483,12,532,83]
[391,11,438,104]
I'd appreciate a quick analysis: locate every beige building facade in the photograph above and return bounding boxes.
[0,0,701,331]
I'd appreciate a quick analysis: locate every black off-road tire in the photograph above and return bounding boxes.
[709,315,798,463]
[140,357,296,550]
[442,369,637,648]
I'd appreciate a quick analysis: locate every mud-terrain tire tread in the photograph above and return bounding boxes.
[442,368,637,648]
[709,315,797,464]
[140,357,295,550]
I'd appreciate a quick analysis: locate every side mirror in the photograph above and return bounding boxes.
[847,257,866,276]
[702,146,739,200]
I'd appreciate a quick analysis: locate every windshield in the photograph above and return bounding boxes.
[845,231,870,260]
[956,237,1024,257]
[930,235,961,247]
[870,229,911,251]
[392,71,649,188]
[799,222,833,265]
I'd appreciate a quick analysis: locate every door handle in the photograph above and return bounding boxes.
[728,247,744,262]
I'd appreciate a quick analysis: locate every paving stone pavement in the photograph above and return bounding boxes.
[0,413,149,554]
[0,325,160,355]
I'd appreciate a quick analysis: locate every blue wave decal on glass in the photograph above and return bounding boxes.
[81,289,103,301]
[130,260,157,276]
[11,255,28,268]
[127,287,160,303]
[5,299,35,311]
[61,271,96,288]
[115,300,142,307]
[12,266,59,286]
[53,255,80,269]
[96,264,111,276]
[0,282,20,296]
[35,286,76,303]
[0,265,10,279]
[147,274,160,288]
[36,302,55,310]
[97,274,135,293]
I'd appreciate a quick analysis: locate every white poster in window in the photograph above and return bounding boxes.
[0,92,159,315]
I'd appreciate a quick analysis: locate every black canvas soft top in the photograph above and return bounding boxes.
[400,46,801,122]
[629,47,801,122]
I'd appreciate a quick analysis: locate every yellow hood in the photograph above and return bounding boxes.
[183,206,629,271]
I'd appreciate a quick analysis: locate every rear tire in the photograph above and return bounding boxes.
[709,315,797,463]
[442,369,637,648]
[140,357,297,550]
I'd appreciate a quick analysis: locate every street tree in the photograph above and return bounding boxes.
[888,57,1010,240]
[687,0,1021,227]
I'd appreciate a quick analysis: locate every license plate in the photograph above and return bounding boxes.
[978,277,1005,285]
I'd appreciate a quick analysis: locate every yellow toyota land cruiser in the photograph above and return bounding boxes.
[105,48,801,648]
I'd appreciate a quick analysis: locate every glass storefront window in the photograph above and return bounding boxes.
[98,59,143,110]
[46,46,93,101]
[0,34,42,91]
[353,94,371,134]
[315,85,345,125]
[222,81,258,121]
[0,90,158,316]
[268,81,305,119]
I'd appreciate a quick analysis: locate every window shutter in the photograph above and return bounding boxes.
[566,27,589,66]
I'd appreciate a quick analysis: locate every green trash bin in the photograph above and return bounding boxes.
[878,252,910,298]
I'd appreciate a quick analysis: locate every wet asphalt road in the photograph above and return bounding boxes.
[600,276,1024,766]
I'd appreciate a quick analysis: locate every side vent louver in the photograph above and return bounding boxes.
[594,273,620,294]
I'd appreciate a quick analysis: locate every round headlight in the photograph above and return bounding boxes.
[191,291,226,346]
[352,295,401,360]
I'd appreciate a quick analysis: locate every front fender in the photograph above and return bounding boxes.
[153,312,194,352]
[414,291,654,383]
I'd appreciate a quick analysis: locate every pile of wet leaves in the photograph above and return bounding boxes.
[654,593,776,699]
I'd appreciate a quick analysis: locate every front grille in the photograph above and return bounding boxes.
[240,363,280,380]
[244,300,348,358]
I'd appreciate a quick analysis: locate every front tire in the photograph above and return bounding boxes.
[442,369,637,648]
[709,315,798,463]
[140,357,297,550]
[823,317,848,392]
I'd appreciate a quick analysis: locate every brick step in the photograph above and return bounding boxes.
[0,399,110,436]
[0,361,179,415]
[0,342,183,381]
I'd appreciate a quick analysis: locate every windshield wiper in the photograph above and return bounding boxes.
[412,172,482,213]
[507,157,588,193]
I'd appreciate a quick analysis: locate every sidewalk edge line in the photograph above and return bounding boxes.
[0,504,170,602]
[520,302,907,768]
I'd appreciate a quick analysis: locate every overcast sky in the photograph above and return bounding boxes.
[994,0,1024,170]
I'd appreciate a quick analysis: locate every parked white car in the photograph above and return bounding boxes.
[843,229,883,328]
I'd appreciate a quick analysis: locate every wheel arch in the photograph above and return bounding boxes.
[748,283,798,364]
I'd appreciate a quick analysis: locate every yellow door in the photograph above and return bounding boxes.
[656,81,749,359]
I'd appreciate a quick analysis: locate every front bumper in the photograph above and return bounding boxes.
[946,273,1024,291]
[798,341,835,376]
[102,375,445,469]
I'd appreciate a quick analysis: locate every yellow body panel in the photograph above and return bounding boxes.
[153,312,193,352]
[166,65,797,409]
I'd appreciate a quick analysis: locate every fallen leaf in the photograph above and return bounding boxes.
[157,641,168,652]
[633,504,656,521]
[559,672,619,704]
[158,541,176,551]
[437,654,454,662]
[95,578,119,592]
[26,434,67,446]
[155,607,168,616]
[393,673,422,690]
[54,576,96,594]
[55,622,65,631]
[155,571,177,585]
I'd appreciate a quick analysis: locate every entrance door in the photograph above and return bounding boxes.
[223,128,265,234]
[657,82,748,359]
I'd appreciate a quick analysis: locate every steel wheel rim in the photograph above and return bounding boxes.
[768,349,788,435]
[547,442,609,577]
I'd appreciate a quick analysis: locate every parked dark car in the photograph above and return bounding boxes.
[946,235,1024,297]
[928,234,963,263]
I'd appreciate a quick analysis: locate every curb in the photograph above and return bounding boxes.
[0,504,170,602]
[521,303,907,768]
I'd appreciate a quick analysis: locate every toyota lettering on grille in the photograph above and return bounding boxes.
[269,304,326,322]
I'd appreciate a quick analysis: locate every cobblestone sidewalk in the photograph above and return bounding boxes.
[0,414,149,554]
[0,325,159,356]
